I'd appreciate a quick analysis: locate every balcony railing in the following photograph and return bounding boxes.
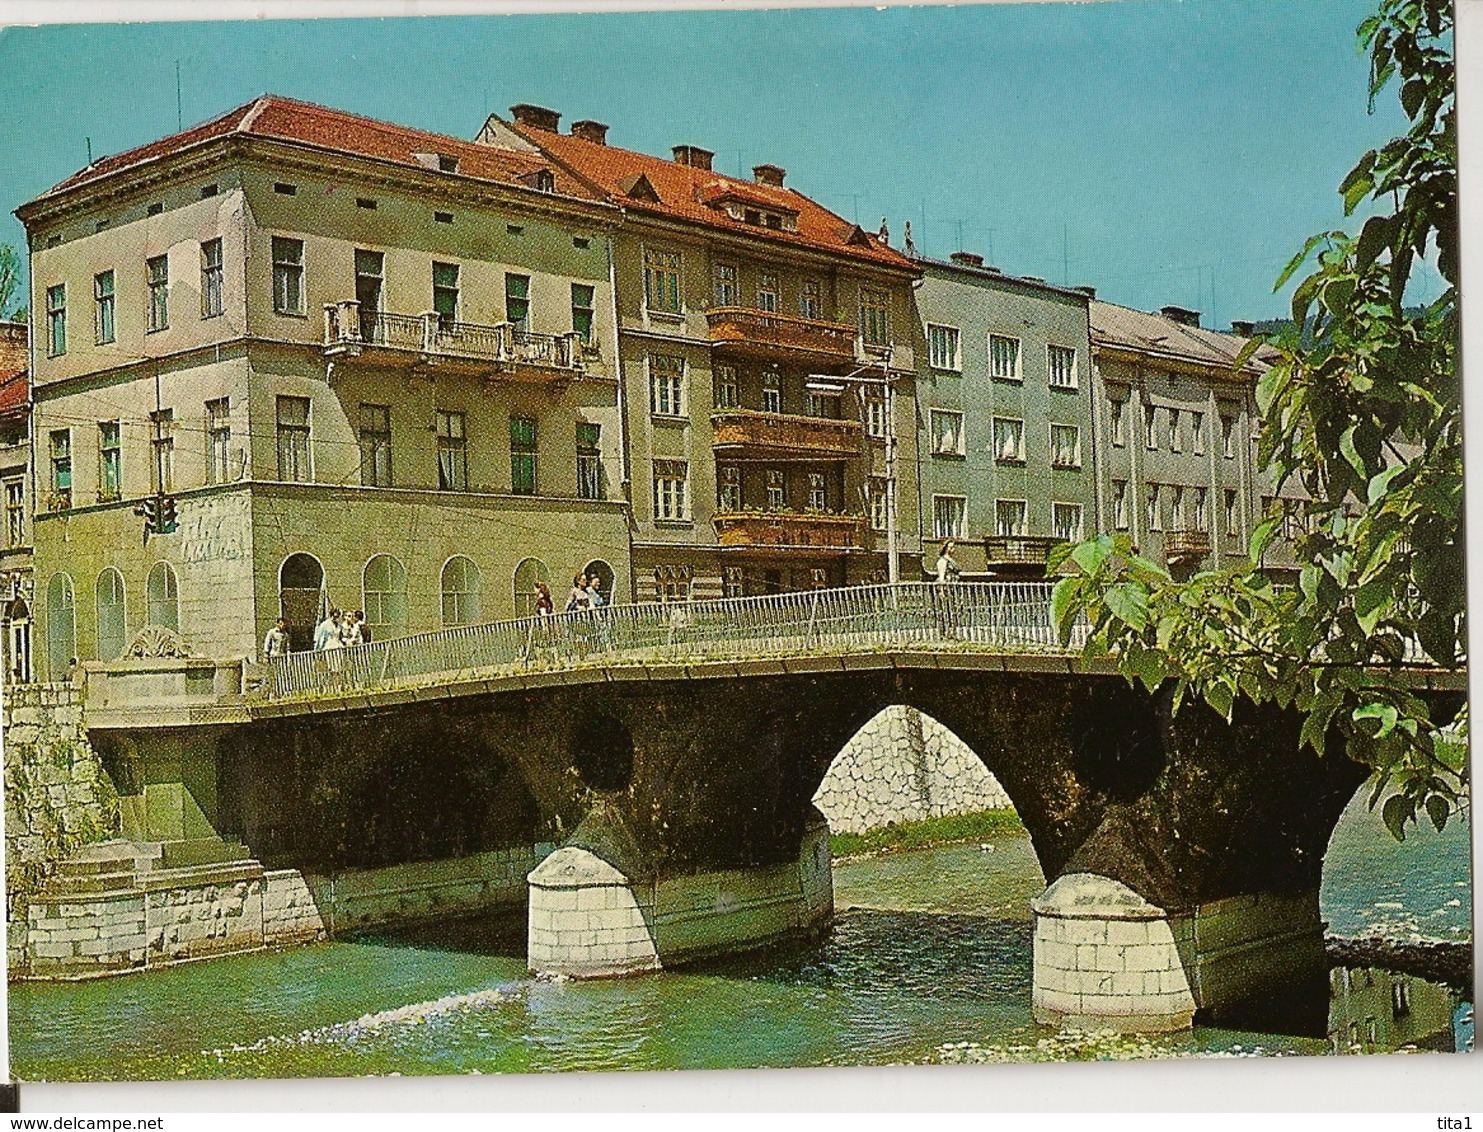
[706,306,857,363]
[1164,529,1213,561]
[983,535,1061,569]
[713,510,865,551]
[324,302,584,377]
[711,409,863,459]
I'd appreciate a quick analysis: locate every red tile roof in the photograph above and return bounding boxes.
[504,122,917,271]
[36,96,605,204]
[0,324,28,419]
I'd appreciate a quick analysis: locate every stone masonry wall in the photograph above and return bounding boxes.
[812,705,1011,833]
[3,682,121,969]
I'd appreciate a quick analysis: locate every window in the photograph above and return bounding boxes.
[46,573,75,681]
[1110,398,1127,447]
[865,396,888,439]
[146,201,163,215]
[993,417,1025,464]
[859,289,889,347]
[1144,404,1159,449]
[653,460,688,521]
[1193,487,1208,530]
[49,430,72,495]
[800,280,821,320]
[275,396,310,483]
[577,422,602,500]
[1147,484,1163,531]
[654,565,692,603]
[272,237,304,315]
[46,284,66,356]
[356,197,377,210]
[437,154,459,173]
[765,467,786,509]
[930,409,965,456]
[995,500,1027,537]
[510,415,537,495]
[989,334,1021,380]
[146,254,169,331]
[571,284,595,343]
[1049,423,1082,468]
[928,325,961,372]
[1221,413,1237,458]
[933,495,966,540]
[436,410,467,491]
[513,557,551,618]
[1168,409,1182,452]
[434,211,454,225]
[273,182,297,196]
[1048,345,1078,389]
[203,399,230,485]
[762,371,782,414]
[95,568,127,662]
[573,236,590,250]
[807,471,828,512]
[1225,488,1240,537]
[649,354,685,416]
[200,238,223,318]
[433,262,459,330]
[1111,479,1129,530]
[4,478,24,547]
[355,250,383,338]
[362,554,408,640]
[868,477,889,532]
[146,561,179,631]
[441,556,482,627]
[644,248,681,314]
[1052,502,1084,542]
[505,273,531,331]
[94,271,115,344]
[713,263,737,307]
[1191,411,1205,454]
[1170,485,1185,529]
[99,420,122,497]
[200,183,218,198]
[757,272,779,313]
[717,463,742,511]
[806,391,840,419]
[150,410,173,493]
[723,566,744,598]
[358,403,392,487]
[714,364,738,409]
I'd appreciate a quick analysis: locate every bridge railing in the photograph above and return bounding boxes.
[265,581,1087,701]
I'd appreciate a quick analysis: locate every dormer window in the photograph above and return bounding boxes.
[437,154,459,173]
[535,170,555,193]
[744,209,760,226]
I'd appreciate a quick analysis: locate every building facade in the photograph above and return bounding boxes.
[17,96,632,677]
[0,319,31,681]
[911,255,1096,578]
[479,106,922,600]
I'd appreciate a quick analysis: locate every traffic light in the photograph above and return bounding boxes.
[134,496,159,534]
[159,495,178,534]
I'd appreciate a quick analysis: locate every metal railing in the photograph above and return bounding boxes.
[265,581,1086,701]
[324,302,583,373]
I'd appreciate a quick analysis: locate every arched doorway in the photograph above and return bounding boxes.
[440,555,482,627]
[5,597,31,683]
[582,558,615,605]
[278,552,324,653]
[513,557,550,618]
[362,554,408,641]
[45,572,75,680]
[95,567,128,661]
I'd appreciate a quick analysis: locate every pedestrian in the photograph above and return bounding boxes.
[313,609,341,652]
[341,611,363,648]
[566,573,590,612]
[534,582,554,616]
[585,573,605,609]
[354,610,371,645]
[262,617,289,661]
[935,540,961,584]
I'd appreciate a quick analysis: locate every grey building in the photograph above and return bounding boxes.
[911,253,1095,577]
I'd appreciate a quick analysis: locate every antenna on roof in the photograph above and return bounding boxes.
[175,61,182,131]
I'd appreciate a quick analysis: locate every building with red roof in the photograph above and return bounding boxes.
[0,319,33,681]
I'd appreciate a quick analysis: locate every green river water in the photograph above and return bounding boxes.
[8,794,1472,1081]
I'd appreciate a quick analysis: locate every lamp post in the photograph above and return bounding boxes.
[807,349,898,585]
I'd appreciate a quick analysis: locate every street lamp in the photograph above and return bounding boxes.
[808,349,899,585]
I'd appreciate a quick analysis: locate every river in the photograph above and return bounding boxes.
[7,794,1471,1081]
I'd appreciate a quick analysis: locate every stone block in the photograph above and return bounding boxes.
[1104,919,1150,947]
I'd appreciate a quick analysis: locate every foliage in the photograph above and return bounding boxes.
[828,807,1022,859]
[0,244,21,321]
[1052,0,1462,840]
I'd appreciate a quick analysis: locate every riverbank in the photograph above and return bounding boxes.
[829,808,1023,860]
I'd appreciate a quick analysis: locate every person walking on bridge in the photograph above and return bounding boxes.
[262,617,289,661]
[935,541,961,584]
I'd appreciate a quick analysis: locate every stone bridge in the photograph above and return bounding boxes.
[44,583,1465,1033]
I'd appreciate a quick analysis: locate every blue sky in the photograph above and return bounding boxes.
[0,0,1424,325]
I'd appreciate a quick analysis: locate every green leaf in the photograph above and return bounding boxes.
[1070,534,1114,576]
[1206,680,1235,721]
[1050,577,1082,646]
[1248,517,1279,562]
[1381,794,1412,842]
[1104,582,1149,632]
[1425,794,1449,833]
[1366,462,1408,504]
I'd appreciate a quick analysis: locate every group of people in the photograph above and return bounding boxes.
[525,571,608,618]
[259,609,371,662]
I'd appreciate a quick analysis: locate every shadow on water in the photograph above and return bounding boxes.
[345,908,529,956]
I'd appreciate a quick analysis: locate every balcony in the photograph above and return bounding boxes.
[713,510,865,553]
[983,535,1059,574]
[711,409,863,460]
[1164,529,1213,562]
[324,302,585,381]
[705,306,857,365]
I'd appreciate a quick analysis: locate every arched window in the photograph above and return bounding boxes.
[95,568,128,661]
[278,552,325,653]
[146,562,179,631]
[440,556,482,627]
[583,558,616,605]
[362,554,408,640]
[513,557,551,618]
[46,572,76,679]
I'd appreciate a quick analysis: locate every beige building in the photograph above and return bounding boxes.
[17,96,632,676]
[0,319,31,681]
[478,106,922,599]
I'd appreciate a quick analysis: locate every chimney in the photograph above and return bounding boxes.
[1230,319,1255,337]
[672,145,714,170]
[571,120,609,145]
[509,104,561,133]
[949,251,984,268]
[1160,305,1202,328]
[1073,285,1097,299]
[752,163,786,188]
